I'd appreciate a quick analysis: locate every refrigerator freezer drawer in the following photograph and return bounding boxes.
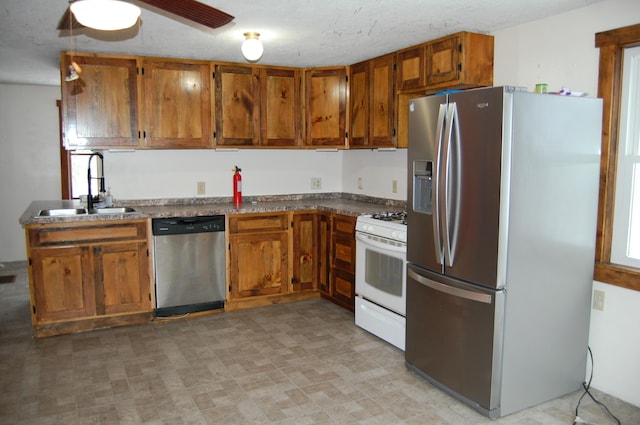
[405,265,505,416]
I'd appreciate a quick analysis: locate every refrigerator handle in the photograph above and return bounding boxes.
[442,102,462,267]
[432,103,447,265]
[408,268,492,304]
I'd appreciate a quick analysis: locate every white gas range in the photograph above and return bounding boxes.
[355,211,407,350]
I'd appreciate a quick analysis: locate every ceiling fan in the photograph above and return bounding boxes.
[57,0,234,31]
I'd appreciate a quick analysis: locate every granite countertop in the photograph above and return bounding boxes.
[19,194,406,225]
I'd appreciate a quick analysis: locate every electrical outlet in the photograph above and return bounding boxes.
[592,289,606,311]
[392,180,398,193]
[357,177,363,190]
[197,181,206,195]
[311,177,322,190]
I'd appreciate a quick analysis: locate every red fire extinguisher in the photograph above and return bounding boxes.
[233,166,242,206]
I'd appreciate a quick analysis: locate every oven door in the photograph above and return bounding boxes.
[355,232,407,315]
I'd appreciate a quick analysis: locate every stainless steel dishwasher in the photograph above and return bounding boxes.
[152,215,226,317]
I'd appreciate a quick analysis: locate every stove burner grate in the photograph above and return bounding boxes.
[370,211,407,224]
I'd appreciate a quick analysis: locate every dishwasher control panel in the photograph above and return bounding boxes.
[152,215,225,235]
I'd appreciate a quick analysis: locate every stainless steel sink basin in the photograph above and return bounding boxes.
[90,207,138,214]
[38,207,138,217]
[38,208,88,216]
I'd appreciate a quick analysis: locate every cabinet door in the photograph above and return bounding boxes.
[95,242,151,315]
[215,64,260,146]
[61,53,140,149]
[229,231,289,298]
[304,67,347,147]
[331,268,355,311]
[369,53,396,147]
[329,214,356,310]
[425,35,460,86]
[332,215,356,273]
[260,67,301,147]
[30,246,95,322]
[318,213,331,294]
[396,45,425,92]
[349,61,369,147]
[292,212,318,291]
[143,59,212,148]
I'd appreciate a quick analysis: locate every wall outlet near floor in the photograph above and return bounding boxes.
[592,289,606,311]
[357,177,363,190]
[392,180,398,193]
[311,177,322,190]
[197,181,206,195]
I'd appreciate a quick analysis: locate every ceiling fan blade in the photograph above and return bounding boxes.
[57,6,85,31]
[138,0,234,29]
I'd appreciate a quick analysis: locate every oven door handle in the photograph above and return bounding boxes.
[356,232,407,254]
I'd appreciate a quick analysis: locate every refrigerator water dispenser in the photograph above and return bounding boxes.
[413,160,433,214]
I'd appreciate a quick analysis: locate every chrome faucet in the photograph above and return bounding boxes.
[87,152,105,210]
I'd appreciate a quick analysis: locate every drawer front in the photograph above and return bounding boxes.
[229,213,289,234]
[28,220,147,247]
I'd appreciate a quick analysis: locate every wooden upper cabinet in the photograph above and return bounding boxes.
[142,59,213,148]
[397,45,425,92]
[61,52,140,149]
[397,31,494,94]
[425,32,493,89]
[260,67,302,147]
[215,64,260,146]
[349,54,396,148]
[369,53,396,147]
[349,61,369,147]
[304,67,348,148]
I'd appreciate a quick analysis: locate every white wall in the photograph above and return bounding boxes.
[104,149,345,200]
[0,84,60,262]
[342,149,407,200]
[492,0,640,408]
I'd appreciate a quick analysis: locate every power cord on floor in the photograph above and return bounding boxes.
[572,346,621,425]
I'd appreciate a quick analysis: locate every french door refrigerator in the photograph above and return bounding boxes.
[405,86,602,419]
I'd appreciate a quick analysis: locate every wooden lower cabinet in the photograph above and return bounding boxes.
[292,211,319,291]
[228,213,290,302]
[227,211,336,310]
[26,220,153,337]
[321,214,357,311]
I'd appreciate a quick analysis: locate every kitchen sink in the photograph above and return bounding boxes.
[38,207,138,216]
[90,207,138,214]
[38,208,88,216]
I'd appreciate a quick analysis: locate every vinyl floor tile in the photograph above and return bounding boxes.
[1,261,639,425]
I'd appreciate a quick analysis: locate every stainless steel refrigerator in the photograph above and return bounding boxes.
[405,86,602,419]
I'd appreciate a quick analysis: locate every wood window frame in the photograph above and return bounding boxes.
[593,23,640,291]
[58,99,71,200]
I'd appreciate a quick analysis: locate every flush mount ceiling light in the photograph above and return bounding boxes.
[241,32,264,62]
[70,0,141,31]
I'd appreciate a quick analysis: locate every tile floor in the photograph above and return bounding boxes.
[1,261,638,425]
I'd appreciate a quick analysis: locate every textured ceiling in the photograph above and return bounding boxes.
[0,0,602,86]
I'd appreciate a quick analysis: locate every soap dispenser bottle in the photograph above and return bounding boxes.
[105,187,113,207]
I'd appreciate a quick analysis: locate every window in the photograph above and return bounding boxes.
[57,100,102,200]
[611,46,640,268]
[594,23,640,292]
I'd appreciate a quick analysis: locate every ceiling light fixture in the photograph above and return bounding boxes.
[241,32,264,62]
[70,0,141,31]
